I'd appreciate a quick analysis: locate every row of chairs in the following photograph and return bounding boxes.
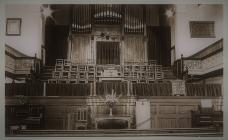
[54,59,159,72]
[48,59,164,83]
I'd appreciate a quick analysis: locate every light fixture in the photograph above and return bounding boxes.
[165,8,175,18]
[41,5,54,20]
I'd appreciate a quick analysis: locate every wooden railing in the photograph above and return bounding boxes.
[189,39,223,59]
[5,82,222,97]
[186,84,222,96]
[173,39,223,78]
[15,57,38,75]
[5,83,44,96]
[96,82,127,96]
[5,56,41,77]
[46,84,90,96]
[183,59,202,75]
[132,82,172,96]
[5,44,41,77]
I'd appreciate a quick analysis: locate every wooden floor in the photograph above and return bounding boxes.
[7,128,223,137]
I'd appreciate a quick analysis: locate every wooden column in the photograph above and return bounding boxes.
[67,35,72,60]
[67,113,71,130]
[90,83,93,96]
[144,24,148,62]
[127,81,130,96]
[93,81,96,96]
[43,82,46,96]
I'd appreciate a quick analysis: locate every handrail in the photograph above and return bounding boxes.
[188,39,223,59]
[173,39,223,79]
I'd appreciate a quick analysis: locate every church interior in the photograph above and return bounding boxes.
[4,4,223,136]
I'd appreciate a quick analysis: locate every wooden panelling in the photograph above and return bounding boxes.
[132,83,172,96]
[5,83,43,96]
[5,54,16,74]
[45,118,65,130]
[150,105,156,114]
[183,59,202,75]
[159,105,176,114]
[71,35,92,64]
[179,118,191,128]
[145,5,159,26]
[124,35,144,63]
[150,118,156,128]
[190,39,223,59]
[5,54,36,76]
[96,41,120,65]
[202,51,223,74]
[179,105,197,114]
[186,84,222,96]
[5,97,223,129]
[189,21,215,38]
[159,118,177,128]
[46,84,90,96]
[96,82,128,96]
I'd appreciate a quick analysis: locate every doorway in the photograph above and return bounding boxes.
[96,41,120,65]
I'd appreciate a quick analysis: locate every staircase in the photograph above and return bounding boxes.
[162,67,177,79]
[39,66,54,82]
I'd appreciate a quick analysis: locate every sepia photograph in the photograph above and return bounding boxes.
[4,3,223,137]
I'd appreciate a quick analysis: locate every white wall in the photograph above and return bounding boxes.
[175,4,223,59]
[5,4,42,58]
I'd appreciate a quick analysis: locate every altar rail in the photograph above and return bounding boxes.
[5,83,222,97]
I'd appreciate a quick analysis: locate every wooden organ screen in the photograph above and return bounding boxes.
[124,35,145,63]
[71,36,92,64]
[96,41,120,65]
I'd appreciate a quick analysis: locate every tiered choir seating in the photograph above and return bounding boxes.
[48,59,164,84]
[49,59,96,84]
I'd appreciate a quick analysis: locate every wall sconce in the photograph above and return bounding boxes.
[41,5,53,19]
[165,8,175,18]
